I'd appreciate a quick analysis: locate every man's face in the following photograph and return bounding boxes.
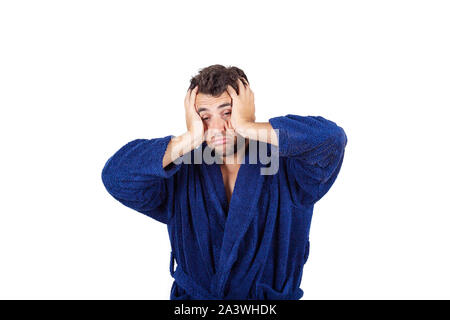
[195,91,240,157]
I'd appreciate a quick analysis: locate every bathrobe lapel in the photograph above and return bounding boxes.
[201,141,267,298]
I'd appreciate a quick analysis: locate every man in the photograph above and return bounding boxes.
[101,64,348,299]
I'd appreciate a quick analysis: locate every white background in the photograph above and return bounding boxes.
[1,1,449,299]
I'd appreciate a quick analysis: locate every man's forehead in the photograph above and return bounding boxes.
[195,92,231,109]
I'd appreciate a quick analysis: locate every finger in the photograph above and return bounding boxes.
[185,88,191,106]
[237,78,246,94]
[243,79,251,95]
[189,85,198,110]
[190,85,198,98]
[226,84,237,98]
[226,120,235,133]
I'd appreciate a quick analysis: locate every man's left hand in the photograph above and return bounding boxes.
[226,78,256,134]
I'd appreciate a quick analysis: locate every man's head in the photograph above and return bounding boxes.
[188,64,250,158]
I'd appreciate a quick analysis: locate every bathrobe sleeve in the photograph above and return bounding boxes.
[269,114,348,205]
[101,135,182,224]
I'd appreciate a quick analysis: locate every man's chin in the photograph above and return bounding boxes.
[211,144,236,157]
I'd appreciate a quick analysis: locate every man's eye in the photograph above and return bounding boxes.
[202,117,209,121]
[224,112,231,115]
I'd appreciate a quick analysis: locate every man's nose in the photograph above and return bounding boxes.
[208,116,227,132]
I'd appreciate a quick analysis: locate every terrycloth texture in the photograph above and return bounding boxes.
[101,114,347,300]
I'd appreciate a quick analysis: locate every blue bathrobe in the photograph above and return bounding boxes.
[101,114,347,300]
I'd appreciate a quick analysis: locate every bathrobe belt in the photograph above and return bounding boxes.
[170,251,221,299]
[170,251,304,300]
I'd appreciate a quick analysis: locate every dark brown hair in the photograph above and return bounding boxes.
[188,64,249,96]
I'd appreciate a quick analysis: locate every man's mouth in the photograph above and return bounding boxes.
[212,137,230,146]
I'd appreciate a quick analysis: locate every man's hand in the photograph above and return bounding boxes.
[184,85,205,147]
[226,78,278,146]
[226,78,256,135]
[162,86,205,168]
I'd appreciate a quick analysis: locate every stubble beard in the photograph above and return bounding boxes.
[213,135,248,163]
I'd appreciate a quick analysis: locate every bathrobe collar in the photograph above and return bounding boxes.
[200,139,271,297]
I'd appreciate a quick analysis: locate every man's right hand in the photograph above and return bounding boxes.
[162,86,206,168]
[184,85,205,147]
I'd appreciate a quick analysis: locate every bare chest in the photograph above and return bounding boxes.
[220,166,239,205]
